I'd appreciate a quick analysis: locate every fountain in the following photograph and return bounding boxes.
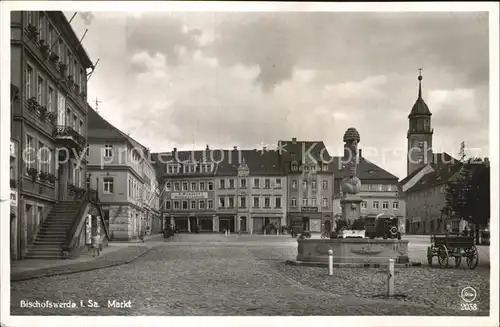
[294,128,410,266]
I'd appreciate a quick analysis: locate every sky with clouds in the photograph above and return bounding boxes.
[67,10,489,179]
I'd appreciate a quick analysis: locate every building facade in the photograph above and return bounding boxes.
[10,11,93,259]
[279,139,335,234]
[155,148,217,232]
[87,107,161,241]
[332,151,406,231]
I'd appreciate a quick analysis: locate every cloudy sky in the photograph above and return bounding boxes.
[67,10,489,179]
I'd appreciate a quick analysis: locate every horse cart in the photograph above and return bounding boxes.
[427,235,479,269]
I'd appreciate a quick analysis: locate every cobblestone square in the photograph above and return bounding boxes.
[10,234,490,316]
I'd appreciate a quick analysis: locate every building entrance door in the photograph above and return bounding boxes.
[302,217,310,231]
[189,217,197,233]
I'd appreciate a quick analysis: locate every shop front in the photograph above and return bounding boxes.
[301,207,322,233]
[218,214,235,232]
[252,215,282,234]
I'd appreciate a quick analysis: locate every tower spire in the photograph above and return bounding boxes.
[418,68,423,99]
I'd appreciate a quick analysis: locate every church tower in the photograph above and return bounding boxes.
[407,70,434,176]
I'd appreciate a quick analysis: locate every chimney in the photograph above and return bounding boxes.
[233,146,238,151]
[359,149,362,158]
[292,137,297,144]
[173,147,177,152]
[206,144,209,151]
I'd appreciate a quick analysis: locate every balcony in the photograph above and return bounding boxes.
[53,125,86,151]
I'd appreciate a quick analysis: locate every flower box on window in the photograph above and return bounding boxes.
[38,105,48,120]
[49,52,59,63]
[39,39,49,56]
[47,173,57,184]
[57,62,68,76]
[27,168,38,182]
[46,111,57,124]
[26,97,39,112]
[26,24,39,40]
[39,171,49,183]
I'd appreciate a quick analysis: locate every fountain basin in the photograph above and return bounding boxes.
[296,238,409,264]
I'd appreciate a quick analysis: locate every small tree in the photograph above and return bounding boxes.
[443,158,490,241]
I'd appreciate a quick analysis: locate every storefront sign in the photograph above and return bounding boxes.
[171,192,208,199]
[412,216,421,223]
[301,206,318,213]
[10,190,18,207]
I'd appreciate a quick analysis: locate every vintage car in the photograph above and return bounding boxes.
[365,215,401,240]
[290,223,311,238]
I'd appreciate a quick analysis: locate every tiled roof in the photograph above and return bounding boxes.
[405,162,463,193]
[408,97,432,118]
[399,152,458,186]
[87,106,147,151]
[151,149,284,177]
[278,140,333,164]
[399,166,426,185]
[329,156,399,181]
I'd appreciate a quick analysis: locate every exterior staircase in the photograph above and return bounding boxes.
[25,201,82,259]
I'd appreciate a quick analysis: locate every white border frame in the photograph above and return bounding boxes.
[1,2,498,327]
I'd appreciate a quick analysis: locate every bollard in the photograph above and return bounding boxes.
[225,230,228,236]
[264,230,267,236]
[328,249,333,276]
[228,230,230,236]
[387,259,395,297]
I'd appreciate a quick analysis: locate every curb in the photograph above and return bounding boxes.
[11,246,152,282]
[285,260,422,268]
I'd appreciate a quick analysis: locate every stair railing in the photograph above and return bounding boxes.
[62,188,90,257]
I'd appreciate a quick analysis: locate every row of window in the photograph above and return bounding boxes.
[26,11,87,94]
[165,163,215,174]
[291,180,329,190]
[360,184,398,192]
[26,63,85,134]
[220,178,282,189]
[290,197,329,207]
[166,181,214,192]
[290,163,329,172]
[166,199,214,211]
[361,200,400,210]
[219,196,282,209]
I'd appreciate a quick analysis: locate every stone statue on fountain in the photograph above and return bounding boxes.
[340,128,364,234]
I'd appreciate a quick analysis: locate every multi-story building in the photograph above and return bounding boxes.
[332,150,406,230]
[215,149,287,234]
[404,162,463,234]
[153,147,217,232]
[278,139,335,234]
[10,11,93,259]
[87,107,161,241]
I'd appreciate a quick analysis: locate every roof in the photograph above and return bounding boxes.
[87,106,147,151]
[399,152,458,185]
[405,162,463,193]
[278,139,333,164]
[330,156,399,181]
[408,76,432,118]
[152,149,284,177]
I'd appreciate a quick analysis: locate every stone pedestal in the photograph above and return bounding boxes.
[340,194,362,227]
[296,238,409,264]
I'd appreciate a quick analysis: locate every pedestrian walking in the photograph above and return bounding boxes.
[91,234,101,257]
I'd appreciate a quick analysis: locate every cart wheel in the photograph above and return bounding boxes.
[427,246,433,266]
[454,256,462,268]
[437,245,449,268]
[466,245,479,269]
